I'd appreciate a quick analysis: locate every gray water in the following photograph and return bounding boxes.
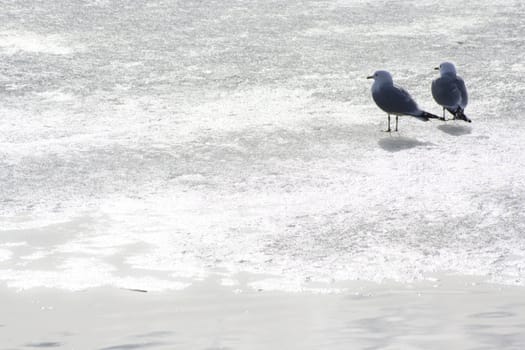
[1,0,525,291]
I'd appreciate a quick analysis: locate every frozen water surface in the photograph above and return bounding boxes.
[1,0,525,291]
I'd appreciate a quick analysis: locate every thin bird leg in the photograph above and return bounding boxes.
[395,116,398,132]
[442,107,446,121]
[386,114,391,132]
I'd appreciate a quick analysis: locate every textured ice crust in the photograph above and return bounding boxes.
[1,0,525,292]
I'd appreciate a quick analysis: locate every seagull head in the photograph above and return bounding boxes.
[434,62,457,76]
[366,70,393,85]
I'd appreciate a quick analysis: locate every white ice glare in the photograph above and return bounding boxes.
[0,31,79,55]
[0,249,13,262]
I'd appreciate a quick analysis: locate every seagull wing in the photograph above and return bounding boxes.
[431,76,461,109]
[456,76,468,109]
[372,84,420,116]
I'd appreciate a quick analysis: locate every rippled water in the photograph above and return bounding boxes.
[1,0,525,291]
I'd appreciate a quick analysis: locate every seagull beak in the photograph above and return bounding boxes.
[366,75,374,79]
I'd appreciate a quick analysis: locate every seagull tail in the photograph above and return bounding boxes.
[454,108,472,123]
[419,111,445,121]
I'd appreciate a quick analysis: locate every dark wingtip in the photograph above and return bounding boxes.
[421,111,442,120]
[454,108,471,123]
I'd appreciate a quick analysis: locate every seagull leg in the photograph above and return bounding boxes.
[386,114,391,132]
[442,107,446,121]
[395,116,398,132]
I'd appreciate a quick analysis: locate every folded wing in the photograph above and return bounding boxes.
[431,76,462,110]
[456,77,468,109]
[372,84,420,116]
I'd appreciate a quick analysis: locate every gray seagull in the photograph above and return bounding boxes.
[431,62,471,122]
[367,70,443,132]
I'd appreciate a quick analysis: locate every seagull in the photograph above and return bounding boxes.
[367,70,443,132]
[431,62,471,122]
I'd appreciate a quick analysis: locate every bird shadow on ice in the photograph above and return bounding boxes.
[24,342,62,348]
[437,124,472,136]
[378,136,434,153]
[99,342,164,350]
